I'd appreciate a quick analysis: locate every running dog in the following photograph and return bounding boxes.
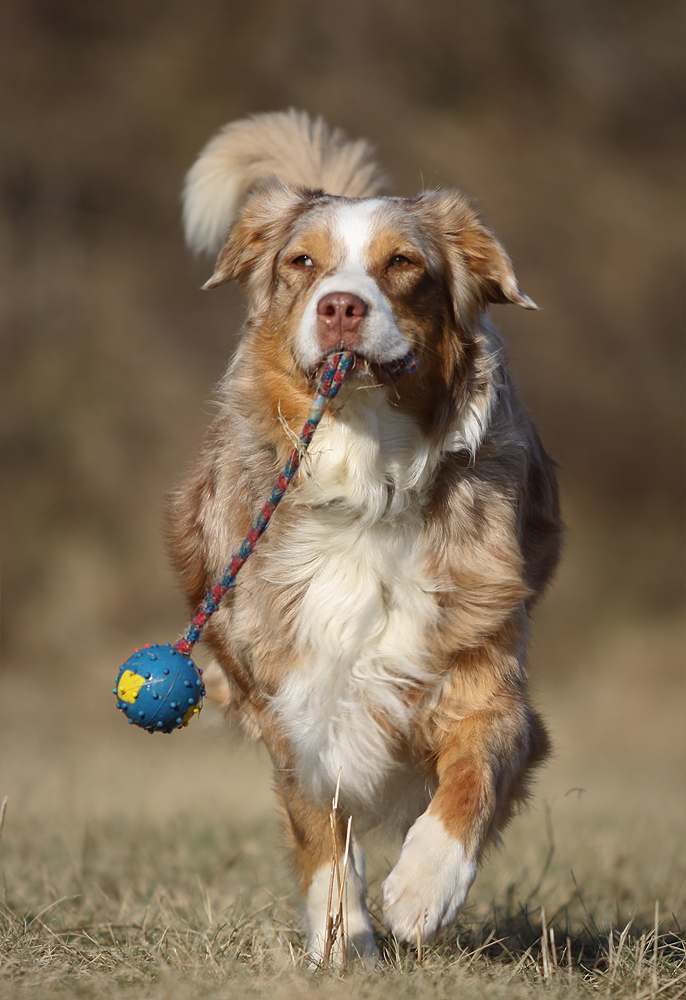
[169,110,561,962]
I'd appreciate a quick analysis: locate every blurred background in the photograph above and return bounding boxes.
[0,0,684,906]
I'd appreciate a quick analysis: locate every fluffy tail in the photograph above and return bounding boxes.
[183,109,388,255]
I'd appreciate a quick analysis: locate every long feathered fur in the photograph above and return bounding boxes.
[183,108,388,255]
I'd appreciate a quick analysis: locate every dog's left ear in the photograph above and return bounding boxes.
[417,190,538,315]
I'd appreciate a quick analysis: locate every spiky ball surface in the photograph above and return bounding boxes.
[114,644,205,734]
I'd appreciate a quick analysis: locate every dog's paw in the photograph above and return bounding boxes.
[306,859,379,967]
[308,925,379,969]
[382,812,478,943]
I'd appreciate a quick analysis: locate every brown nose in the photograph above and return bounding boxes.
[316,292,367,351]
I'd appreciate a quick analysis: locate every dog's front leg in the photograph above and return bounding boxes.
[381,758,482,945]
[382,646,549,944]
[268,751,378,966]
[303,829,378,967]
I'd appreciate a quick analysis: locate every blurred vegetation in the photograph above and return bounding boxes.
[0,0,683,678]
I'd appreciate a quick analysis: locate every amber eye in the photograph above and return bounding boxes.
[388,254,413,269]
[291,254,314,267]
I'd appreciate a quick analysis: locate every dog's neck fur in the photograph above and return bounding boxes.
[262,372,496,818]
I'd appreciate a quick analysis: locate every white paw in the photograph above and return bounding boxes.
[308,924,379,969]
[382,812,478,943]
[306,853,379,967]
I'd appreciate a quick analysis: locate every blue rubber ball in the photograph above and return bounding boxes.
[114,643,205,734]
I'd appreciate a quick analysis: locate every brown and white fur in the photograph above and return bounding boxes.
[170,110,561,963]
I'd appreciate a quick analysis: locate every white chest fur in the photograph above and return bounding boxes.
[267,388,443,814]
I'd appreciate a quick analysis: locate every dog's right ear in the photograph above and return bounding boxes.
[202,181,306,301]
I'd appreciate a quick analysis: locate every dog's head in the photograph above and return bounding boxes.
[202,182,536,380]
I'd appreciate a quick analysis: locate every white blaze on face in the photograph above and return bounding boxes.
[295,200,410,368]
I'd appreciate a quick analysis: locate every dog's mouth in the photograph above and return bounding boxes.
[307,350,419,388]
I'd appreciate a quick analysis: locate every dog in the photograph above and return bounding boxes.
[169,110,561,962]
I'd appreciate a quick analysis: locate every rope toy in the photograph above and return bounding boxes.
[114,349,419,733]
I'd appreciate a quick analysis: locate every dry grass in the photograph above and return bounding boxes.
[1,653,684,999]
[1,814,684,1000]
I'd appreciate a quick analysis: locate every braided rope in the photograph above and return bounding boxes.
[175,348,418,655]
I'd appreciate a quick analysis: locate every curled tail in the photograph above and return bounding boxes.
[183,109,388,255]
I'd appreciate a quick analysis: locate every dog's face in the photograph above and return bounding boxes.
[204,182,535,376]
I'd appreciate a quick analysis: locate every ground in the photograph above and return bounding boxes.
[0,626,684,999]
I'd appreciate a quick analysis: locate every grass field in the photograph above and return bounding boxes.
[1,623,685,1000]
